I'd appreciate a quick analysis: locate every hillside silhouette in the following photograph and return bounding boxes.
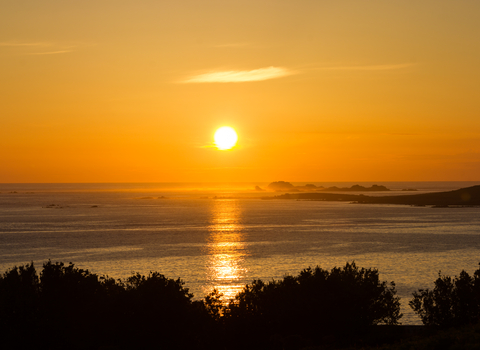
[266,185,480,206]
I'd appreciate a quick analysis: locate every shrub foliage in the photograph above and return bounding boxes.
[410,265,480,327]
[0,261,402,349]
[0,261,206,349]
[222,262,402,348]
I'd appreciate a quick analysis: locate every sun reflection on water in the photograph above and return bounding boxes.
[206,199,247,302]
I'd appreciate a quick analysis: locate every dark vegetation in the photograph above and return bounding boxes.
[410,265,480,327]
[0,261,402,349]
[308,323,480,350]
[3,260,480,349]
[220,262,401,349]
[0,261,209,349]
[336,265,480,350]
[267,185,480,206]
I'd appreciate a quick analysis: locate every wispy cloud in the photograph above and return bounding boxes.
[28,50,73,55]
[0,42,51,47]
[182,66,294,83]
[212,42,250,48]
[318,63,416,71]
[383,132,419,136]
[0,41,76,55]
[199,143,217,149]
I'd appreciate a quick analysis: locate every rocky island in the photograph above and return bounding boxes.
[263,181,390,192]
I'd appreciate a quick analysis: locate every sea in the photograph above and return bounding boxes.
[1,181,479,325]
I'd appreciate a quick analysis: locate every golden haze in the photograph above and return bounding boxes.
[1,1,479,182]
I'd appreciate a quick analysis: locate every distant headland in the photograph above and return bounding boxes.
[257,181,390,192]
[262,185,480,206]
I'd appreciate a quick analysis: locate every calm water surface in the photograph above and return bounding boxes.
[1,182,479,325]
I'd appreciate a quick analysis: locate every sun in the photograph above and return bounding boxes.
[214,126,238,150]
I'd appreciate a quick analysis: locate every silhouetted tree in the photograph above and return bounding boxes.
[0,262,39,347]
[203,288,224,321]
[120,272,193,346]
[0,260,404,349]
[0,261,215,349]
[223,262,401,348]
[410,265,480,327]
[36,261,109,348]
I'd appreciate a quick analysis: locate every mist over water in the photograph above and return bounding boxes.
[1,181,479,325]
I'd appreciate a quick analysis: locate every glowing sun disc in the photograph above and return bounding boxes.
[214,126,238,150]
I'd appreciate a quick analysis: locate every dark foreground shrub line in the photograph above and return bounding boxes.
[6,259,463,350]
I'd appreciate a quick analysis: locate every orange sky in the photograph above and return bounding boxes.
[1,1,479,183]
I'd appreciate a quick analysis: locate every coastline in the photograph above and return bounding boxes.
[263,185,480,206]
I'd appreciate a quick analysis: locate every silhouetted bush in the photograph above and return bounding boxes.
[0,260,402,349]
[118,271,210,349]
[203,287,224,321]
[222,262,402,348]
[0,262,39,346]
[410,265,480,327]
[0,261,213,349]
